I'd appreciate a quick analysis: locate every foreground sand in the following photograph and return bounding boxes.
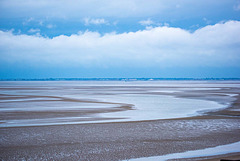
[0,116,240,160]
[0,82,240,160]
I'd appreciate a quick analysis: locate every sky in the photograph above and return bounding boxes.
[0,0,240,79]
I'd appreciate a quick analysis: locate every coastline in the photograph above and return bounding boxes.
[0,81,240,160]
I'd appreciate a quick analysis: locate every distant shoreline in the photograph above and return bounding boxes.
[1,78,240,81]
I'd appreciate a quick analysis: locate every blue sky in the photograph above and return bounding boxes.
[0,0,240,79]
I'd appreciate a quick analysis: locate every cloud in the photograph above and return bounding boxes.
[139,19,155,26]
[22,17,34,25]
[22,17,45,27]
[203,17,211,24]
[28,28,40,33]
[83,18,108,25]
[139,19,169,27]
[0,21,240,68]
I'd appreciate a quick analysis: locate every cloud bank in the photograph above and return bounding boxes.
[0,21,240,69]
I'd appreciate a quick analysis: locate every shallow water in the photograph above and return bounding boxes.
[130,141,240,161]
[0,81,239,127]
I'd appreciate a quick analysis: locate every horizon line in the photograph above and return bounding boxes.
[1,78,240,81]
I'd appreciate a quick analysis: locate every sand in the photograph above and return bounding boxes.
[0,81,240,160]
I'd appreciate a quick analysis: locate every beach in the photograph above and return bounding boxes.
[0,81,240,160]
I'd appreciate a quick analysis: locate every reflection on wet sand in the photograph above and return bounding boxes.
[0,81,240,127]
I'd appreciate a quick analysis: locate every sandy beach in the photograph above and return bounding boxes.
[0,81,240,160]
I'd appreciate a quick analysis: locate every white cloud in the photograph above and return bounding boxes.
[22,17,34,25]
[0,21,240,68]
[28,28,40,33]
[84,18,108,25]
[203,17,211,24]
[139,19,155,26]
[139,19,169,27]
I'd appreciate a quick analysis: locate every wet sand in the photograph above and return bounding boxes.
[176,152,240,161]
[0,81,240,160]
[0,116,240,160]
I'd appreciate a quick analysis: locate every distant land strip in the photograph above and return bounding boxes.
[1,78,240,81]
